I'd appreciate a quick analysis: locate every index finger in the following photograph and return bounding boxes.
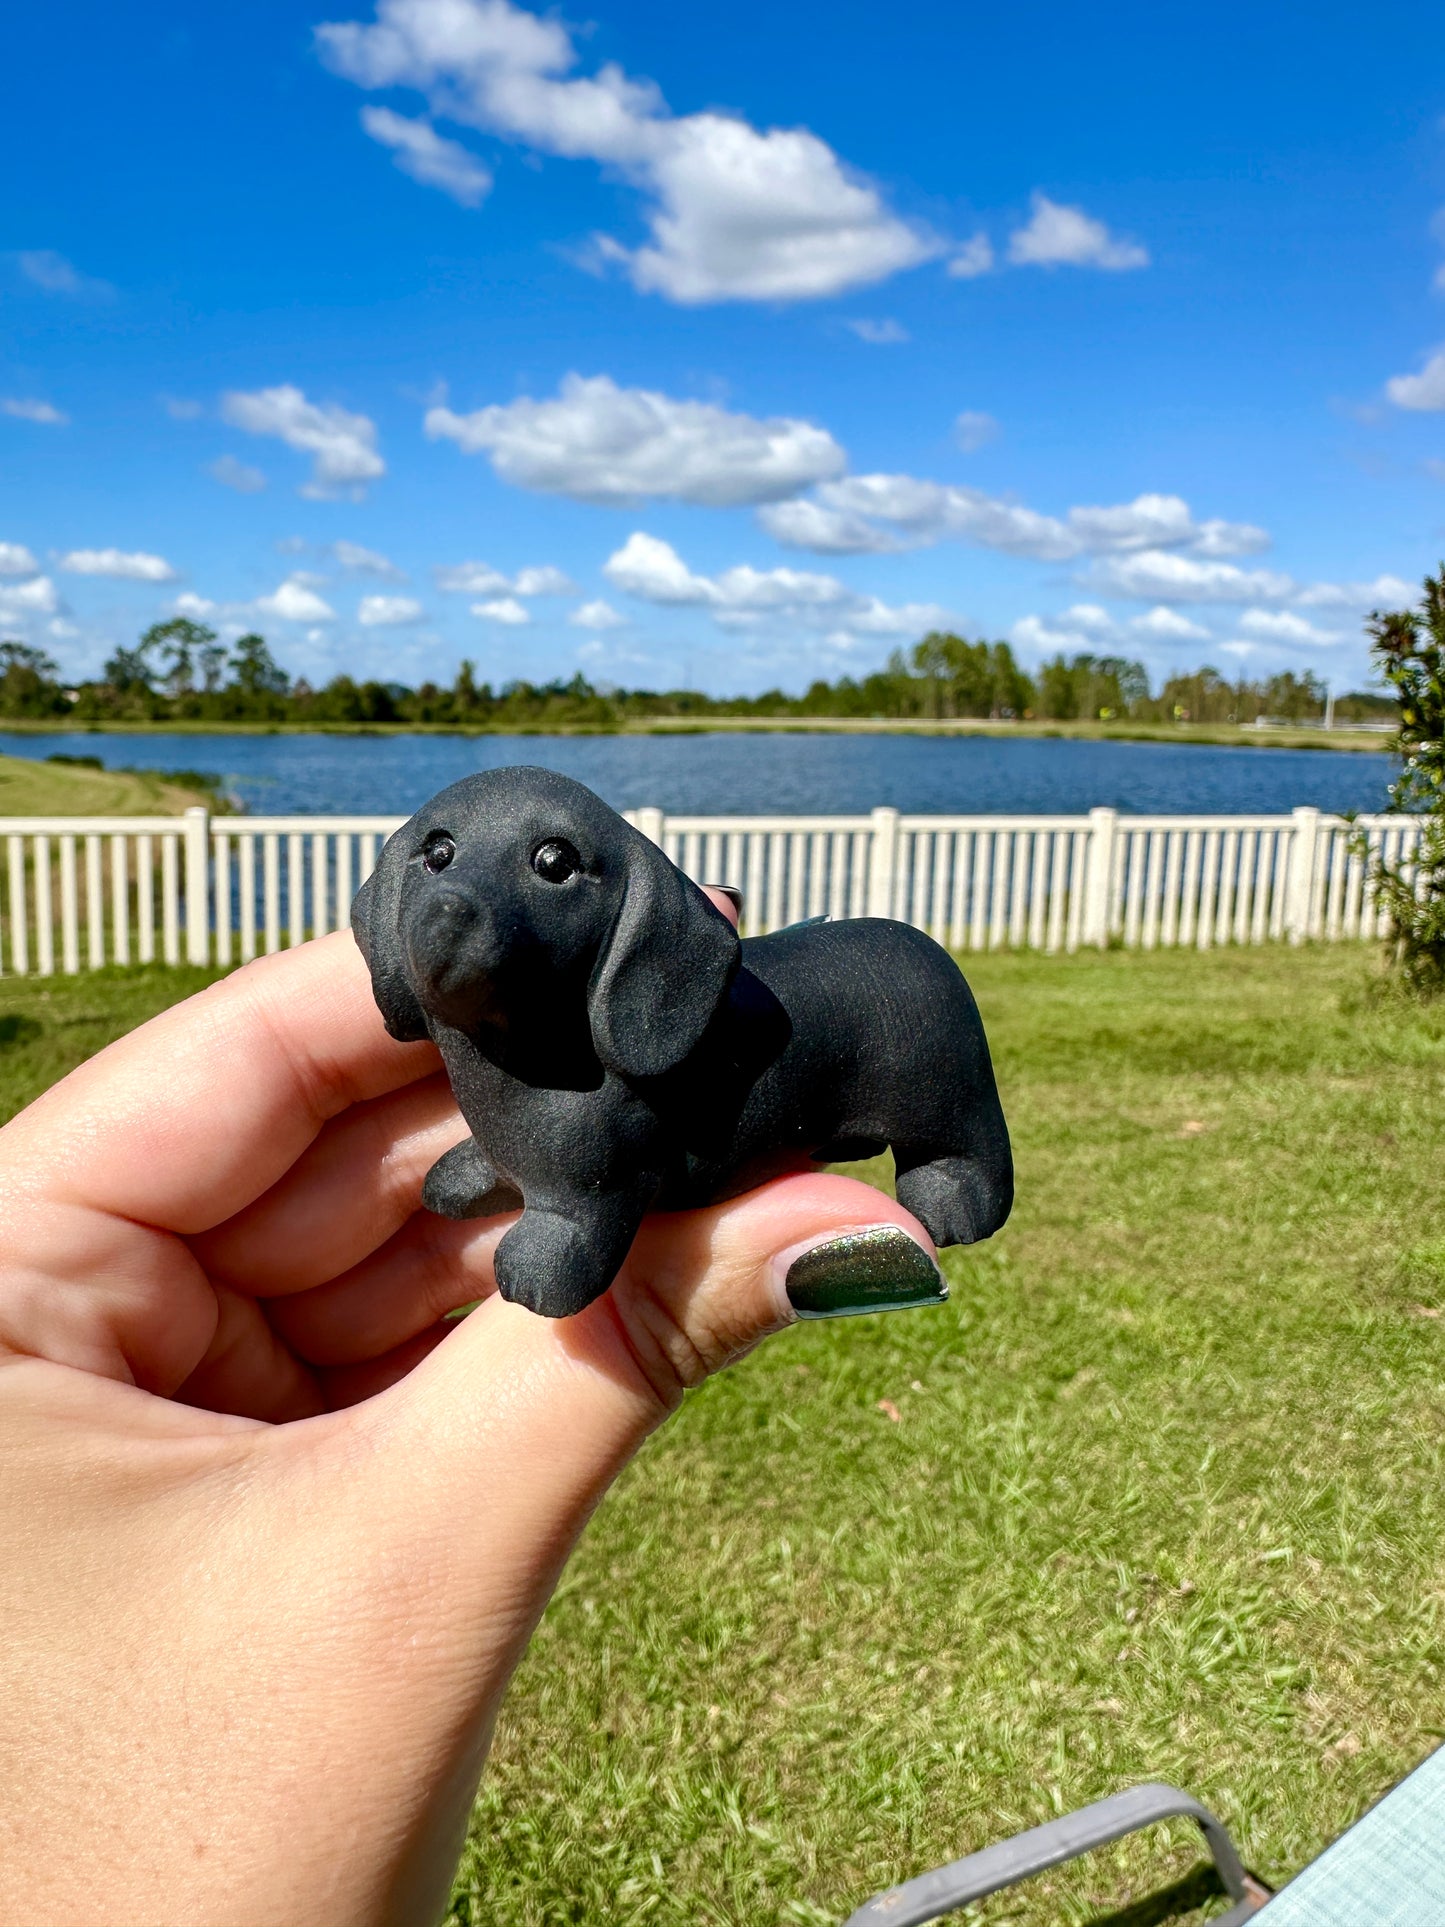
[0,932,438,1235]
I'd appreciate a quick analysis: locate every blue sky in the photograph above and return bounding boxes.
[3,0,1444,696]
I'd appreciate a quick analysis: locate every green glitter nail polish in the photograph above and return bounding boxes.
[784,1226,947,1319]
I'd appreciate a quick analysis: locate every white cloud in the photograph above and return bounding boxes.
[767,474,1272,571]
[1067,493,1268,556]
[1296,574,1415,609]
[604,532,718,605]
[1007,193,1149,271]
[1190,518,1272,558]
[17,250,112,297]
[426,372,845,506]
[1011,612,1103,653]
[1385,347,1445,411]
[316,0,938,303]
[1129,606,1211,641]
[472,596,530,624]
[436,561,511,594]
[332,539,404,577]
[435,559,574,594]
[602,531,947,636]
[0,576,59,623]
[3,396,68,425]
[360,105,493,205]
[162,395,204,420]
[1010,604,1123,653]
[512,564,576,595]
[0,543,39,577]
[1057,603,1116,633]
[1238,608,1343,646]
[756,496,902,554]
[358,593,425,626]
[844,317,909,344]
[208,454,268,493]
[57,548,178,581]
[816,473,1077,559]
[954,410,998,452]
[1087,549,1295,603]
[173,580,348,626]
[221,384,385,499]
[841,596,953,636]
[570,598,625,630]
[947,232,995,279]
[255,575,337,622]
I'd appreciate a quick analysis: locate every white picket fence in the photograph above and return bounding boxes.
[0,805,1424,978]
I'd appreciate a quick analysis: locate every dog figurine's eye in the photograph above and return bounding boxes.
[422,831,456,874]
[532,837,581,884]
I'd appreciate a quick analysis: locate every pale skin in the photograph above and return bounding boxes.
[0,901,935,1927]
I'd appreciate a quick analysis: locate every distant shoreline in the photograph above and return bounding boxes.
[0,716,1394,755]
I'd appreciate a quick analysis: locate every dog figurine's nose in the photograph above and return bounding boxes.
[426,887,476,927]
[406,887,506,1029]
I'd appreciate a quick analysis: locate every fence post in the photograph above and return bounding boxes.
[1285,806,1320,945]
[184,807,211,965]
[1082,807,1117,949]
[634,806,665,849]
[868,807,901,919]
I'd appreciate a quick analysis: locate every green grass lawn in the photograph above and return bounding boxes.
[3,944,1444,1922]
[0,749,219,815]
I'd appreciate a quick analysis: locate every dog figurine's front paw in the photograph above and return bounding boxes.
[422,1138,523,1220]
[493,1206,636,1318]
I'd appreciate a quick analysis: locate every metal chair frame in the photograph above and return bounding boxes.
[844,1781,1273,1925]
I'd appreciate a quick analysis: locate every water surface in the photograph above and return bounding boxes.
[0,730,1394,818]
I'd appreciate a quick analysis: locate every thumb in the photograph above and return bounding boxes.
[351,1173,943,1604]
[293,1176,943,1915]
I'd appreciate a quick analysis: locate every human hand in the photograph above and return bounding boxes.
[0,923,941,1927]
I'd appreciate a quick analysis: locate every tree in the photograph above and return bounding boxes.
[0,641,68,717]
[101,645,154,696]
[138,618,218,700]
[199,640,229,695]
[230,633,290,699]
[1361,566,1445,992]
[1262,670,1327,723]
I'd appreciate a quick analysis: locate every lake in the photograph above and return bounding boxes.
[0,729,1395,818]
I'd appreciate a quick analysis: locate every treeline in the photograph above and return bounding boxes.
[0,620,1394,729]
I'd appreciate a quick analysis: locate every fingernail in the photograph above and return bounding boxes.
[703,882,743,912]
[777,1225,947,1320]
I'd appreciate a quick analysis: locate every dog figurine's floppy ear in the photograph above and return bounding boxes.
[351,832,429,1042]
[588,830,739,1080]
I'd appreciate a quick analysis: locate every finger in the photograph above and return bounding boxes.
[318,1319,456,1409]
[193,1073,465,1296]
[351,1172,940,1541]
[283,1172,940,1834]
[270,1210,510,1365]
[171,1285,326,1424]
[0,933,437,1239]
[699,885,741,928]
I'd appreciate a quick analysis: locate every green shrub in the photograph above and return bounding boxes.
[1363,565,1445,993]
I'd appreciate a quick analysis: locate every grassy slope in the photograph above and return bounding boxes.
[2,946,1443,1920]
[0,750,216,815]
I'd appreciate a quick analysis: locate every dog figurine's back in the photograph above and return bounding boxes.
[352,767,1013,1317]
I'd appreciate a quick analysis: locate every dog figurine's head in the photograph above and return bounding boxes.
[352,767,740,1082]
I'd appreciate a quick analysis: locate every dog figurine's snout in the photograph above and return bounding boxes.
[406,885,506,1029]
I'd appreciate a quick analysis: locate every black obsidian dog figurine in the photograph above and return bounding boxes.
[352,768,1012,1318]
